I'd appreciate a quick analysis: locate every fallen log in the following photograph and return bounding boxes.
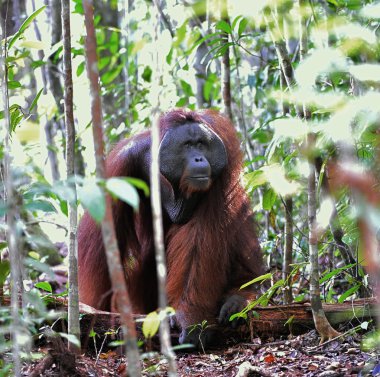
[49,297,377,349]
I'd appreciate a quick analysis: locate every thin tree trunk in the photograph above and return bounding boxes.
[62,0,80,354]
[283,197,293,304]
[151,1,177,375]
[82,1,141,375]
[280,59,293,305]
[299,0,339,342]
[220,0,232,120]
[1,27,23,377]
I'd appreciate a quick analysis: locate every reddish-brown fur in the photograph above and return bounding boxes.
[78,109,263,332]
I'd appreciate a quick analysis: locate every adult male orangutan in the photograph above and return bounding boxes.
[78,109,264,348]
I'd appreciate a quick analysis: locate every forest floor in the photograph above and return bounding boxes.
[22,329,379,377]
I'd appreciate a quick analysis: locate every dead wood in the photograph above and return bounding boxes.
[46,297,377,349]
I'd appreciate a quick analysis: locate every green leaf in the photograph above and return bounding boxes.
[142,311,160,339]
[76,61,85,77]
[78,179,105,223]
[0,260,10,286]
[98,56,111,70]
[215,20,232,34]
[319,263,356,284]
[238,18,248,37]
[240,273,272,289]
[180,80,194,97]
[175,97,188,107]
[106,177,140,210]
[173,21,188,47]
[231,16,243,31]
[8,6,47,49]
[142,66,152,82]
[338,284,360,303]
[25,200,56,213]
[35,281,53,293]
[101,66,123,85]
[109,31,119,55]
[8,80,22,89]
[125,177,149,197]
[262,188,277,211]
[284,315,295,326]
[29,88,43,112]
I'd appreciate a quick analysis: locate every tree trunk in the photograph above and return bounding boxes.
[220,0,232,120]
[82,1,141,375]
[62,0,80,354]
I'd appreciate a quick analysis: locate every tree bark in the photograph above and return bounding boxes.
[82,1,141,375]
[62,0,80,354]
[220,0,232,120]
[283,197,293,304]
[299,0,339,342]
[1,26,24,377]
[151,1,177,374]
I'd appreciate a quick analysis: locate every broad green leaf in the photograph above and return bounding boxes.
[176,97,188,107]
[98,56,111,70]
[109,31,119,55]
[142,66,152,82]
[215,20,231,34]
[142,311,160,339]
[245,170,267,190]
[262,188,277,211]
[78,179,105,223]
[8,6,47,49]
[8,80,22,89]
[102,66,123,85]
[125,177,149,197]
[106,177,140,210]
[180,80,194,97]
[25,200,56,213]
[35,281,53,293]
